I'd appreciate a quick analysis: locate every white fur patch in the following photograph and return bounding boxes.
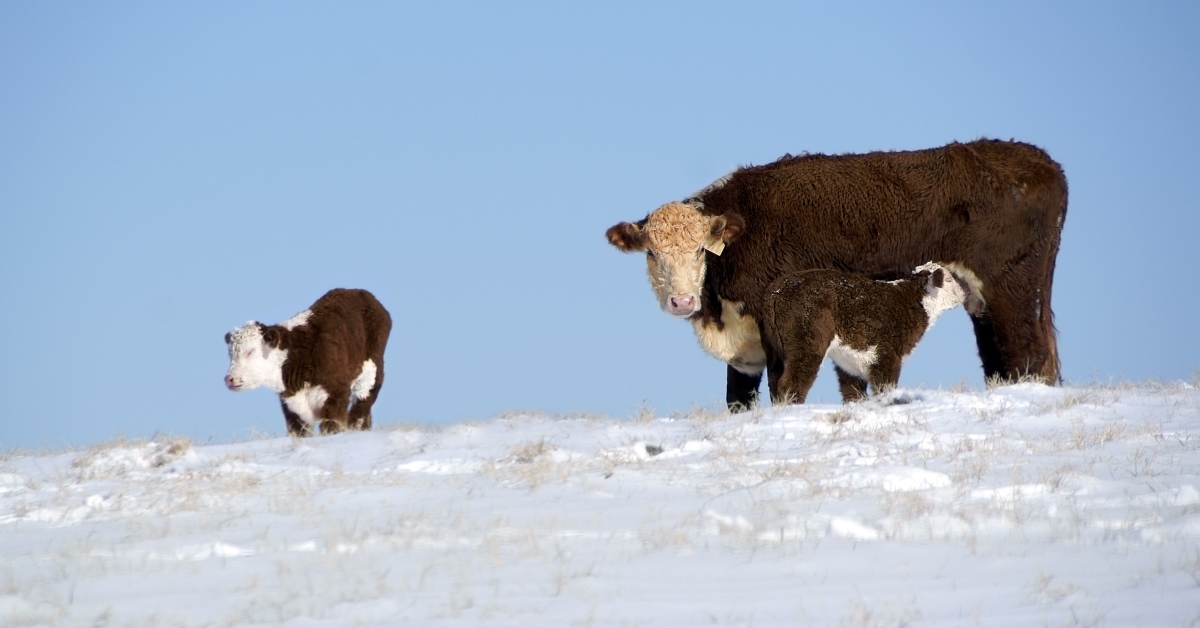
[225,322,287,393]
[350,360,377,401]
[282,309,312,330]
[826,336,878,379]
[692,299,766,375]
[940,262,986,316]
[915,262,967,324]
[283,384,330,427]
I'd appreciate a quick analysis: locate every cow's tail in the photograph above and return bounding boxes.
[1041,256,1061,384]
[1040,182,1068,385]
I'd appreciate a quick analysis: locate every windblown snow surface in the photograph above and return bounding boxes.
[3,383,1199,626]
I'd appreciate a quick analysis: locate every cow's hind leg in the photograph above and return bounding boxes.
[772,311,836,405]
[866,353,903,397]
[347,397,374,431]
[348,361,384,431]
[834,365,869,402]
[774,353,823,405]
[976,273,1059,385]
[318,390,351,435]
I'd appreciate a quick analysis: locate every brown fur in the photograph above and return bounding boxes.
[762,268,961,404]
[610,139,1067,409]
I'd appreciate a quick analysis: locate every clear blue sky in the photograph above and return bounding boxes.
[3,2,1198,450]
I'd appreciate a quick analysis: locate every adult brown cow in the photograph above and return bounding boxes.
[606,139,1067,409]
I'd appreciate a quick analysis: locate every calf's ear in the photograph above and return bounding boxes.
[606,221,647,252]
[262,328,280,347]
[924,269,945,291]
[224,332,232,345]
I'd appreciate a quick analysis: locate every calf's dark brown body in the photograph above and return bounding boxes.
[762,268,961,404]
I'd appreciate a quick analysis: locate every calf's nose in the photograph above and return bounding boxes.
[225,374,238,389]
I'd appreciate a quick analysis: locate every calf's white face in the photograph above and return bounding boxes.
[914,262,968,323]
[606,202,743,318]
[224,322,287,393]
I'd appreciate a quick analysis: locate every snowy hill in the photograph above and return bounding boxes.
[2,383,1199,626]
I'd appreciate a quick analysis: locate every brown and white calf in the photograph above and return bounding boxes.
[761,263,967,404]
[224,288,392,436]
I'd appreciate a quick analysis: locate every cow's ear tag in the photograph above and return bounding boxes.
[704,240,726,256]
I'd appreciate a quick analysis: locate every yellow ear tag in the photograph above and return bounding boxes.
[703,240,726,256]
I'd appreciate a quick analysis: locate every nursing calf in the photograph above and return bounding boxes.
[762,264,966,404]
[224,288,391,436]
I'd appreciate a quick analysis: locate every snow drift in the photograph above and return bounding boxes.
[2,383,1199,626]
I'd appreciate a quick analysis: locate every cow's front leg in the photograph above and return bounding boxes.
[726,364,762,412]
[279,399,312,437]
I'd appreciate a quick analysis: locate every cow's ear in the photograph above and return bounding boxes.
[705,213,745,255]
[224,332,232,345]
[262,327,280,347]
[719,213,745,242]
[606,221,647,252]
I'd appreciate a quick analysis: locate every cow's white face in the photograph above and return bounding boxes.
[224,322,287,393]
[606,202,744,318]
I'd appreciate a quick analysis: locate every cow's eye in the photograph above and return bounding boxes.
[646,250,656,259]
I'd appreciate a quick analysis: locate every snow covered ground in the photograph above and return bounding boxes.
[2,382,1199,627]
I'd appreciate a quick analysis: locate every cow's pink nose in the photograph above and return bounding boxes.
[668,294,697,316]
[225,375,239,389]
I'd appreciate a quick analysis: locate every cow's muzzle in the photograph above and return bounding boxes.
[667,294,699,317]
